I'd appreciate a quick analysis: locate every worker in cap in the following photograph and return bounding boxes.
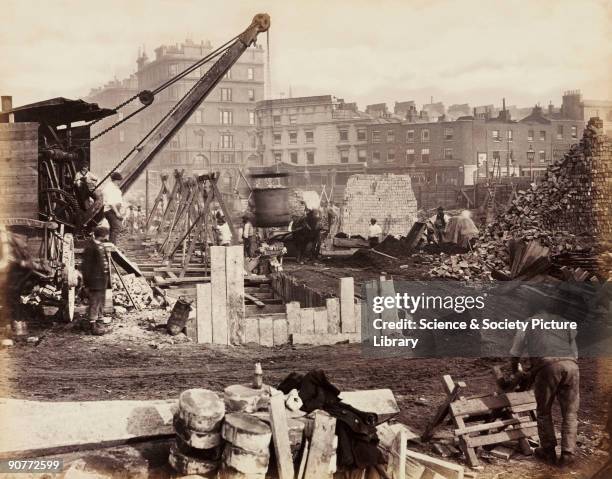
[242,213,256,257]
[73,160,98,210]
[102,171,125,244]
[215,215,232,246]
[433,206,447,244]
[80,226,110,334]
[509,284,579,467]
[368,218,382,248]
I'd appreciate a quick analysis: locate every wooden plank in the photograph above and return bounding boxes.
[286,301,301,334]
[210,246,228,345]
[422,380,463,441]
[465,426,538,448]
[0,398,177,456]
[258,316,274,347]
[405,450,464,479]
[269,391,295,479]
[450,391,535,418]
[339,389,399,424]
[313,307,328,334]
[291,332,360,346]
[244,317,260,344]
[390,431,407,479]
[299,308,315,334]
[273,318,289,346]
[297,438,309,479]
[245,293,265,308]
[304,411,336,479]
[325,298,340,334]
[339,277,356,333]
[453,417,533,436]
[226,245,245,345]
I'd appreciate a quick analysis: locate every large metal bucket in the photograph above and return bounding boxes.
[252,187,290,227]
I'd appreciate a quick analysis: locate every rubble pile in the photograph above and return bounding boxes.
[111,273,157,310]
[341,174,418,238]
[430,118,611,281]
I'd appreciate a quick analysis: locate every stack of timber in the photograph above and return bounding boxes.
[169,389,225,476]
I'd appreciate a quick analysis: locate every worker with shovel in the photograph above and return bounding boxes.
[509,285,580,468]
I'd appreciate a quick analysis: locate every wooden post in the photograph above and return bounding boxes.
[286,301,301,335]
[304,411,336,479]
[210,246,228,344]
[225,245,245,345]
[196,283,212,343]
[269,392,295,479]
[326,298,340,334]
[339,277,356,333]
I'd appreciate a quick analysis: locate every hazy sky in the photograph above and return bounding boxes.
[1,0,610,110]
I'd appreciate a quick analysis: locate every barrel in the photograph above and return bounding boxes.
[252,187,290,227]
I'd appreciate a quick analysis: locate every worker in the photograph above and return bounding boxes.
[102,172,124,244]
[509,286,580,467]
[242,214,255,257]
[368,218,382,248]
[73,161,98,210]
[215,216,232,246]
[81,226,110,335]
[433,206,447,243]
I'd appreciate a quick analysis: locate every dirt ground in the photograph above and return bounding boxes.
[0,303,610,479]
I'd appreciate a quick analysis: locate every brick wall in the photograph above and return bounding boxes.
[0,122,38,219]
[340,174,418,237]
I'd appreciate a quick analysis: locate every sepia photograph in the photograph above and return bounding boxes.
[0,1,610,478]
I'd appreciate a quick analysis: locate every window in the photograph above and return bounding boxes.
[274,152,282,163]
[492,150,501,161]
[571,126,577,139]
[289,131,297,144]
[289,114,297,125]
[290,151,298,164]
[507,129,513,142]
[539,150,546,163]
[249,111,256,125]
[220,133,233,149]
[539,130,546,141]
[492,130,501,141]
[169,64,179,76]
[305,130,314,143]
[224,69,231,79]
[118,112,124,121]
[306,151,315,164]
[119,131,125,143]
[357,128,367,141]
[387,149,395,163]
[421,129,430,142]
[250,135,256,148]
[169,86,179,100]
[372,151,381,162]
[387,130,395,143]
[248,89,255,101]
[444,148,453,160]
[557,125,563,139]
[406,148,415,163]
[372,130,381,143]
[273,132,281,145]
[358,149,367,162]
[220,88,232,101]
[273,115,281,126]
[222,153,235,164]
[247,67,254,80]
[339,129,349,142]
[528,129,534,141]
[406,130,415,143]
[219,110,233,125]
[421,148,430,163]
[340,150,349,163]
[194,110,203,123]
[444,128,454,140]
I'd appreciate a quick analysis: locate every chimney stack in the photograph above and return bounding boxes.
[1,96,12,112]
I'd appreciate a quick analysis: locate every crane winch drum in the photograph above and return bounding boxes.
[249,172,290,227]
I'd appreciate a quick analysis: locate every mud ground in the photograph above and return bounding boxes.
[0,304,609,479]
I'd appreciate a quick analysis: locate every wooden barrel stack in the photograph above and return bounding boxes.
[169,388,225,476]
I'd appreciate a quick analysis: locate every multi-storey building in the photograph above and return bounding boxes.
[254,95,372,192]
[134,39,265,195]
[86,75,140,178]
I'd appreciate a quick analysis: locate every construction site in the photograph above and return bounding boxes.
[0,8,611,479]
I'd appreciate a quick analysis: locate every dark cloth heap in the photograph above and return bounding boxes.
[277,370,384,469]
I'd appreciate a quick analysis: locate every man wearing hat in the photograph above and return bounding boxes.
[509,285,580,467]
[102,172,124,244]
[81,226,110,334]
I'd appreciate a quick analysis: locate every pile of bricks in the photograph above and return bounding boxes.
[431,118,611,281]
[111,273,157,309]
[340,174,418,238]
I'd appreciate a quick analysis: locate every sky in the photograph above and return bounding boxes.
[1,0,610,110]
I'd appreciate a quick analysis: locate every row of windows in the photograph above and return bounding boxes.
[492,126,578,141]
[369,148,552,164]
[168,65,256,81]
[274,150,316,165]
[170,132,257,150]
[372,129,434,144]
[220,88,256,102]
[273,130,314,144]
